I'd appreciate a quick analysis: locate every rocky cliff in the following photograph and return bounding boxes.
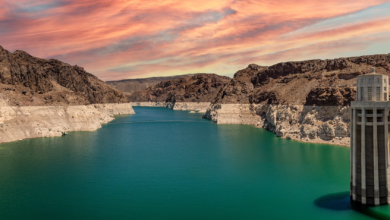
[0,45,135,144]
[0,45,128,106]
[204,54,390,146]
[204,103,351,146]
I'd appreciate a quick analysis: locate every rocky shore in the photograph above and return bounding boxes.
[204,103,350,147]
[0,102,135,144]
[131,101,350,147]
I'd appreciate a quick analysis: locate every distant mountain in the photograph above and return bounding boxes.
[0,45,128,106]
[106,74,200,95]
[128,74,231,102]
[127,54,390,106]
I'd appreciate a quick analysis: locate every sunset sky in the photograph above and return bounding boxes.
[1,0,390,80]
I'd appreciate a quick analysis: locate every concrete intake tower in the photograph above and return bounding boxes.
[351,68,390,206]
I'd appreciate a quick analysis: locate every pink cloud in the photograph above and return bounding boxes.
[1,0,390,80]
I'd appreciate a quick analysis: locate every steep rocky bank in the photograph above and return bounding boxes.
[0,101,135,144]
[204,103,350,146]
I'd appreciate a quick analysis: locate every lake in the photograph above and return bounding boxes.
[0,106,387,219]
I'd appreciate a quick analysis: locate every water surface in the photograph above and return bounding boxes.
[0,107,384,219]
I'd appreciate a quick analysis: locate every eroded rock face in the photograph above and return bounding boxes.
[305,87,356,106]
[0,45,128,106]
[212,64,267,104]
[204,103,351,146]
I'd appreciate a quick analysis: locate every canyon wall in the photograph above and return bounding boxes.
[0,103,135,144]
[127,54,390,147]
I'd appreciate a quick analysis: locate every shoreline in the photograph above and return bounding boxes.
[286,135,349,147]
[130,101,210,113]
[0,101,351,148]
[0,103,135,144]
[132,102,351,148]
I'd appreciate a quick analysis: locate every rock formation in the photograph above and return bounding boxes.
[0,45,128,106]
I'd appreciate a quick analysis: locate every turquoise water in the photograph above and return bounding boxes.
[0,107,386,219]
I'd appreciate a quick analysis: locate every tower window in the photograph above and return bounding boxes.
[376,87,380,100]
[385,93,387,101]
[368,87,372,101]
[377,78,380,83]
[361,87,364,101]
[369,79,373,83]
[385,87,387,91]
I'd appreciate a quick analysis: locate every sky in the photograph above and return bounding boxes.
[1,0,390,81]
